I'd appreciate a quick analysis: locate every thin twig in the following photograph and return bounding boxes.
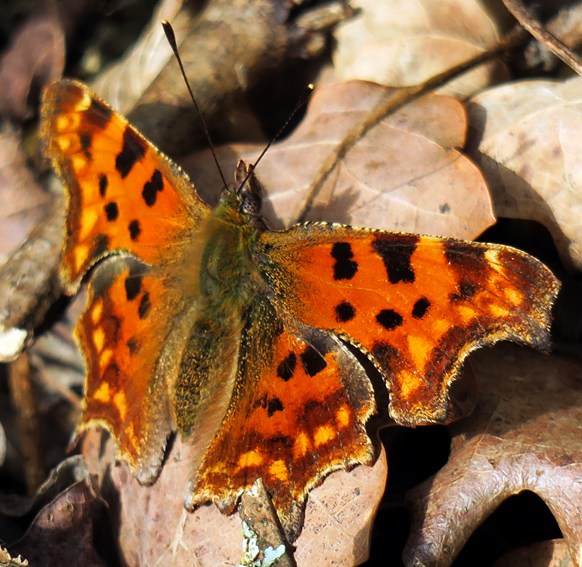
[503,0,582,76]
[8,353,44,495]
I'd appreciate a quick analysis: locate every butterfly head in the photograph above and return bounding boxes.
[217,160,267,232]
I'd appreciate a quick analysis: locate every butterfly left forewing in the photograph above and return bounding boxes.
[256,223,560,425]
[187,296,375,542]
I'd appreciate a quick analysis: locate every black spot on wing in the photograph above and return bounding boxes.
[80,134,91,158]
[127,337,140,355]
[267,435,293,449]
[376,309,403,330]
[138,292,151,319]
[124,275,142,301]
[412,297,431,319]
[86,99,112,130]
[331,242,358,280]
[277,352,296,382]
[450,281,477,302]
[128,220,141,241]
[104,202,119,222]
[335,301,355,322]
[300,346,327,377]
[102,362,120,382]
[93,233,110,258]
[267,397,284,417]
[370,342,400,375]
[98,174,108,197]
[142,169,164,207]
[115,126,146,178]
[372,235,418,284]
[102,315,121,346]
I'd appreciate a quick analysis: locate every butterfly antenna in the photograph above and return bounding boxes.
[240,84,314,189]
[162,20,229,190]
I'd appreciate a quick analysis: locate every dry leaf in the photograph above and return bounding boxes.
[0,12,64,121]
[0,456,88,518]
[27,293,85,408]
[0,126,61,361]
[0,544,28,567]
[0,0,108,122]
[0,127,52,265]
[404,344,582,567]
[90,0,188,113]
[9,480,104,567]
[0,197,63,362]
[95,0,350,157]
[467,74,582,271]
[182,80,495,237]
[81,431,387,567]
[493,539,577,567]
[332,0,512,98]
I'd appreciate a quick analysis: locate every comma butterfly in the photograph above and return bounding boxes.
[40,79,560,541]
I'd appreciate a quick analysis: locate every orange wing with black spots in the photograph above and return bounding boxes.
[256,222,560,425]
[187,296,375,542]
[74,257,190,481]
[41,79,211,288]
[40,80,209,481]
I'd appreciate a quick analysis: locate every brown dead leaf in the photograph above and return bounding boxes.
[467,74,582,271]
[0,126,61,361]
[182,80,495,237]
[81,430,386,567]
[90,0,188,114]
[332,0,512,98]
[404,344,582,567]
[0,126,52,265]
[294,447,387,566]
[0,455,88,518]
[0,0,105,122]
[0,12,64,121]
[0,544,28,567]
[493,539,576,567]
[95,0,350,157]
[9,479,105,567]
[0,196,63,362]
[27,293,85,409]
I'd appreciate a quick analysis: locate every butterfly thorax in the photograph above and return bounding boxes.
[197,167,267,314]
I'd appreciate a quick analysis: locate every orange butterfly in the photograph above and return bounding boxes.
[40,79,559,541]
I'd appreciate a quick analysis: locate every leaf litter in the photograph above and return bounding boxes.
[0,0,581,566]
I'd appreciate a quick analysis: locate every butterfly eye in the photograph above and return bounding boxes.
[239,188,261,217]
